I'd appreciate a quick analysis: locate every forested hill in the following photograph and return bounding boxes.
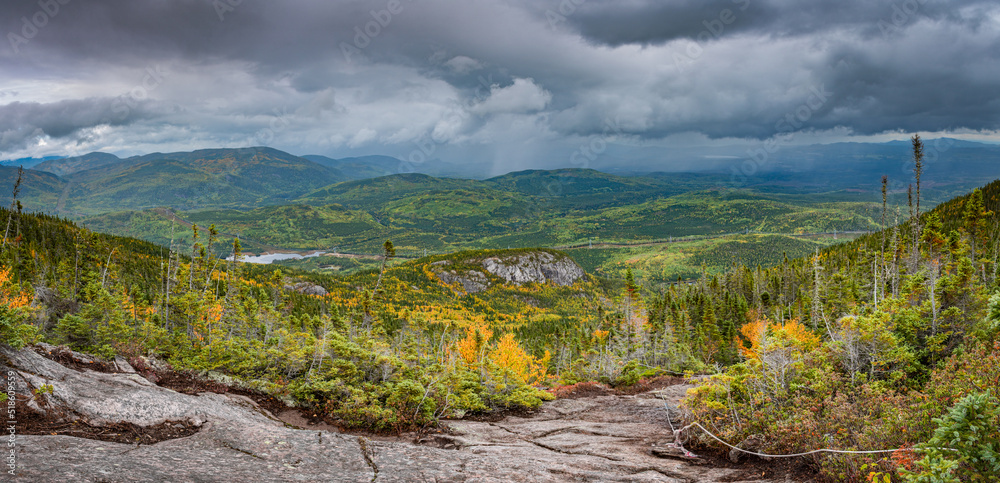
[3,148,349,215]
[669,176,1000,480]
[0,209,167,302]
[0,204,605,436]
[647,177,1000,371]
[3,162,1000,480]
[928,177,1000,232]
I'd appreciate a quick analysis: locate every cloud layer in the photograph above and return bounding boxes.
[1,0,998,170]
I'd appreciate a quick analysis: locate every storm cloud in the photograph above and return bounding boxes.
[0,97,161,152]
[1,0,998,170]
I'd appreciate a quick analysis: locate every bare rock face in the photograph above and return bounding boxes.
[431,250,585,294]
[1,344,547,482]
[114,355,136,373]
[2,345,795,482]
[481,251,585,287]
[2,345,272,427]
[436,269,490,294]
[284,282,328,296]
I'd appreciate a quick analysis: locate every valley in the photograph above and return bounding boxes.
[2,140,999,482]
[7,143,998,286]
[76,184,879,283]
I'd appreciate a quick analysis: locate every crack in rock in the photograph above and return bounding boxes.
[219,440,264,459]
[358,437,379,482]
[527,439,624,462]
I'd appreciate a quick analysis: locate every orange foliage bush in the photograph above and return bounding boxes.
[454,322,493,368]
[0,266,32,309]
[737,312,821,361]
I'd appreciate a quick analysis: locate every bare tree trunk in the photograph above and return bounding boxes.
[890,210,901,298]
[189,224,199,291]
[811,251,824,331]
[929,259,939,335]
[74,232,81,298]
[101,247,117,289]
[872,258,879,310]
[880,176,888,305]
[910,136,924,268]
[993,235,999,285]
[2,166,23,248]
[164,224,177,333]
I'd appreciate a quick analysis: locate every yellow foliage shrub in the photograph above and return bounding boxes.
[488,333,550,386]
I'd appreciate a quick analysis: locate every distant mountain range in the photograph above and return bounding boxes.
[0,155,62,169]
[583,138,1000,180]
[301,154,401,180]
[3,147,347,215]
[0,139,998,218]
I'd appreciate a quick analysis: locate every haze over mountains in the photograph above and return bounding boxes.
[0,138,993,284]
[3,138,999,217]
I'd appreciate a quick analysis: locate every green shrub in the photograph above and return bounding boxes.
[0,304,39,348]
[905,391,1000,482]
[613,360,643,387]
[492,383,554,409]
[53,313,92,348]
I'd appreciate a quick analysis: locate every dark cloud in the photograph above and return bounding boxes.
[0,98,159,151]
[0,0,998,163]
[550,0,994,46]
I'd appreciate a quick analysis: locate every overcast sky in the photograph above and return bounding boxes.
[2,0,999,173]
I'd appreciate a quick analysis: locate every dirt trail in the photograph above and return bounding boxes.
[407,381,818,482]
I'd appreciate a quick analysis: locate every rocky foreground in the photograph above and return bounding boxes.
[2,344,810,482]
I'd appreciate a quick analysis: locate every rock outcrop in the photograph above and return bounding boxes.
[1,344,544,482]
[481,251,585,286]
[431,250,586,294]
[284,281,328,296]
[436,269,490,294]
[1,344,797,482]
